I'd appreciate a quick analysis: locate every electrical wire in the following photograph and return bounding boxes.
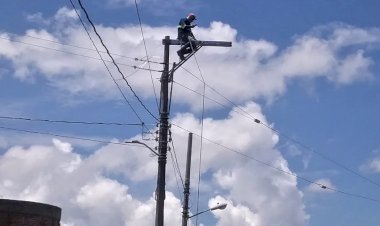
[0,125,139,147]
[75,0,159,122]
[169,131,185,187]
[1,122,380,205]
[174,68,380,191]
[69,0,149,128]
[0,116,154,127]
[134,0,160,111]
[18,33,163,64]
[168,147,184,204]
[0,35,162,72]
[170,123,380,205]
[188,43,207,226]
[256,119,380,189]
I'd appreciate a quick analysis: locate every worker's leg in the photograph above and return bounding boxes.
[177,45,187,60]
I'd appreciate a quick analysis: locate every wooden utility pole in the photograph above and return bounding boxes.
[155,36,231,226]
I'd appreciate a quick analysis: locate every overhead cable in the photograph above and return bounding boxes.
[19,33,163,64]
[0,35,161,72]
[0,125,138,147]
[134,0,160,111]
[1,123,379,204]
[170,123,380,205]
[0,116,152,127]
[69,0,149,126]
[75,0,158,121]
[189,44,207,226]
[175,68,380,190]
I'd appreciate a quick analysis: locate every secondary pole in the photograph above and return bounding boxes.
[155,36,171,226]
[182,133,193,226]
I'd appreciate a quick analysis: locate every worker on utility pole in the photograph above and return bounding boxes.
[177,13,197,60]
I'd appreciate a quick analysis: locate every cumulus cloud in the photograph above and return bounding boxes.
[0,101,309,226]
[1,7,379,226]
[166,102,308,226]
[1,8,379,110]
[0,138,181,225]
[209,196,260,226]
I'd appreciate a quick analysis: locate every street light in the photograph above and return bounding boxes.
[188,203,228,219]
[125,140,159,156]
[182,203,227,226]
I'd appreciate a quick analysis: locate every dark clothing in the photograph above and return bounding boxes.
[177,17,195,43]
[177,17,197,60]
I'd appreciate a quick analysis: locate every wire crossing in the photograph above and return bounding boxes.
[134,0,160,111]
[174,67,380,191]
[170,123,380,205]
[69,0,150,127]
[76,0,159,122]
[0,35,162,72]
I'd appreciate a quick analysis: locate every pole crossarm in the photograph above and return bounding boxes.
[162,39,232,47]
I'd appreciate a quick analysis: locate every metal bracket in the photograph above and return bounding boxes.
[169,43,203,78]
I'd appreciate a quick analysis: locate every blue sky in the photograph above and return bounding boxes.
[1,0,380,225]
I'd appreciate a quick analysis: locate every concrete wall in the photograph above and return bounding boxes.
[0,199,61,226]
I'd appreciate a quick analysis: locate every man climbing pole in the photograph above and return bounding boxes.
[177,13,197,60]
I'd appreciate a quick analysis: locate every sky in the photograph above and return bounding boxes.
[0,0,380,226]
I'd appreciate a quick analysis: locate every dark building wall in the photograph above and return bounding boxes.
[0,199,61,226]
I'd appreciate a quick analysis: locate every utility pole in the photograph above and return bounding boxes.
[155,36,171,226]
[182,133,193,226]
[155,36,231,226]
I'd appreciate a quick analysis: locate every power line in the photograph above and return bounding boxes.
[18,33,163,64]
[133,0,160,111]
[76,0,159,122]
[69,0,148,127]
[2,122,379,205]
[174,69,380,191]
[0,125,139,147]
[0,35,162,72]
[0,116,152,127]
[168,146,184,204]
[169,129,185,188]
[189,44,207,226]
[170,123,380,205]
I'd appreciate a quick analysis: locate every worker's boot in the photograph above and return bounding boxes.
[177,49,185,60]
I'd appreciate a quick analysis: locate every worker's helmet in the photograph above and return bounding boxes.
[187,13,197,21]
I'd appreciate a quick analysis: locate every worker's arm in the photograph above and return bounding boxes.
[179,19,196,29]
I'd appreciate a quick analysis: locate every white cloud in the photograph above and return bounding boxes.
[53,138,73,153]
[0,138,181,225]
[1,7,379,226]
[167,102,308,226]
[333,49,372,84]
[368,157,380,173]
[26,12,51,26]
[370,160,380,172]
[359,156,380,174]
[1,9,378,110]
[0,101,310,226]
[209,196,260,226]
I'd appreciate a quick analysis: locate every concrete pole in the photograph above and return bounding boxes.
[155,36,171,226]
[182,133,193,226]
